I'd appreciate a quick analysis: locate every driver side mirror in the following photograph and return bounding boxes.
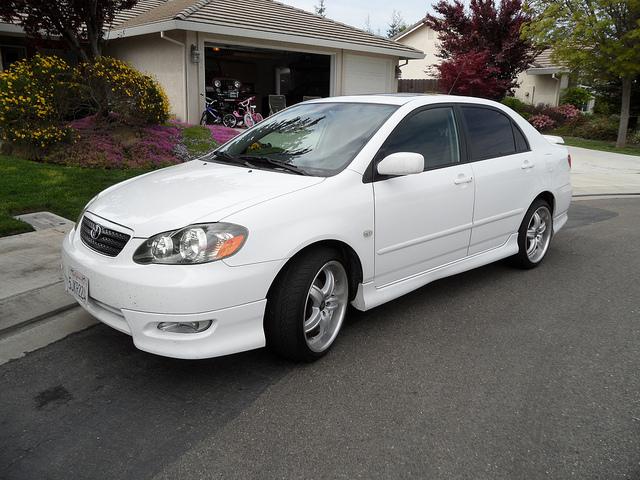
[377,152,424,176]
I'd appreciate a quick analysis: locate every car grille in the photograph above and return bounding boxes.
[80,216,131,257]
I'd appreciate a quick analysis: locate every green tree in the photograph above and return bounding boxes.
[523,0,640,147]
[0,0,138,61]
[387,10,407,38]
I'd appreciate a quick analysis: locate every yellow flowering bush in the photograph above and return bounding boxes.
[77,57,170,125]
[0,55,170,160]
[0,54,75,155]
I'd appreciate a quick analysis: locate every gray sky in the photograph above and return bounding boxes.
[280,0,432,36]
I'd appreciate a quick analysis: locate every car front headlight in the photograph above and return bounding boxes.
[133,223,248,265]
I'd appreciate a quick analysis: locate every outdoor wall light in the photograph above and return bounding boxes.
[190,44,201,63]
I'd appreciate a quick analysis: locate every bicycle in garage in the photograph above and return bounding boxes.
[200,94,237,128]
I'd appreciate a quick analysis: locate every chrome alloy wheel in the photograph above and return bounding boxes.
[526,206,552,263]
[303,261,349,353]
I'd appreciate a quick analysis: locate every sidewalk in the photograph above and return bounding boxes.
[569,146,640,196]
[0,218,96,364]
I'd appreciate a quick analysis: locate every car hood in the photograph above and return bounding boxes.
[87,161,324,237]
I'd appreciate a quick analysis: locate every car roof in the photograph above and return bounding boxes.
[308,94,505,109]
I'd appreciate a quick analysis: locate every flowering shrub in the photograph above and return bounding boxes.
[207,125,240,144]
[127,124,182,167]
[45,115,181,169]
[0,55,172,159]
[0,54,76,156]
[78,57,170,125]
[528,114,556,131]
[550,104,581,121]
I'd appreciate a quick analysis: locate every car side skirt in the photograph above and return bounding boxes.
[352,233,519,311]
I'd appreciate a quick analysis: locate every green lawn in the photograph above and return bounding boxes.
[181,125,218,157]
[561,137,640,157]
[0,155,149,237]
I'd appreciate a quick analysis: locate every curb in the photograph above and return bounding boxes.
[0,282,77,335]
[0,307,97,366]
[573,193,640,200]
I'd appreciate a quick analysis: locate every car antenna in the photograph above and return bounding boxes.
[448,57,468,95]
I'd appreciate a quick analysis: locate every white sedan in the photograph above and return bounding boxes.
[62,95,572,362]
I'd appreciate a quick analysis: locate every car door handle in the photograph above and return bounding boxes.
[521,161,535,170]
[454,176,473,185]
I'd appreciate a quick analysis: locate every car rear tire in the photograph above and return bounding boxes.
[511,198,553,269]
[265,247,349,362]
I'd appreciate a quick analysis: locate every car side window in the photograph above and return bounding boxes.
[378,107,460,170]
[462,107,517,160]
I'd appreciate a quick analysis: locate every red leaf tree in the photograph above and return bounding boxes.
[426,0,538,99]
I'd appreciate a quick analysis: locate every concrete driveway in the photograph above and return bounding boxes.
[1,197,639,480]
[569,146,640,195]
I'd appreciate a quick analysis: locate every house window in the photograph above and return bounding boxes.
[0,45,27,71]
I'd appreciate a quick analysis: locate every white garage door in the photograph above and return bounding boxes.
[343,53,395,95]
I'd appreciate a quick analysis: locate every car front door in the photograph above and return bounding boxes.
[372,106,475,287]
[460,106,540,255]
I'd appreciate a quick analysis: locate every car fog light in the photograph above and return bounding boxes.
[157,320,213,334]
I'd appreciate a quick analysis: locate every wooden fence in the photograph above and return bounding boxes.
[398,79,440,94]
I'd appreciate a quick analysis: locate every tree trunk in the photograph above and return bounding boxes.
[616,77,632,148]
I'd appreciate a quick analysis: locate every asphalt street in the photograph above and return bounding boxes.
[1,198,639,480]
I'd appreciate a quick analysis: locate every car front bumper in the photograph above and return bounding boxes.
[61,218,280,359]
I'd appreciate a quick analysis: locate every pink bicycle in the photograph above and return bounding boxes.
[238,96,263,128]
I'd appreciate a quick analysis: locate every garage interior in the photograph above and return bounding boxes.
[204,43,331,117]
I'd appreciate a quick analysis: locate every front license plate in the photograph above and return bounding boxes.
[65,268,88,305]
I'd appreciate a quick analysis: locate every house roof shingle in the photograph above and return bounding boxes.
[109,0,423,58]
[531,49,559,69]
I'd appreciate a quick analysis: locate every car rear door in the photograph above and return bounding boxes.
[460,106,540,255]
[372,106,475,287]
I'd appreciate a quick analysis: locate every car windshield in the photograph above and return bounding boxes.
[212,102,398,176]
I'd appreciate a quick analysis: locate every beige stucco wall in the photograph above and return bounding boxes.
[106,30,400,123]
[105,32,187,121]
[395,25,439,79]
[513,72,568,106]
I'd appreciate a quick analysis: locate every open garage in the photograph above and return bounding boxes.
[102,0,424,124]
[203,44,331,118]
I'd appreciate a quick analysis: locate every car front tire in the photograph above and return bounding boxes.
[265,247,349,362]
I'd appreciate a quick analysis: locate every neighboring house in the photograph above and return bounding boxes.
[393,19,570,107]
[0,0,424,123]
[392,18,439,80]
[512,50,569,107]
